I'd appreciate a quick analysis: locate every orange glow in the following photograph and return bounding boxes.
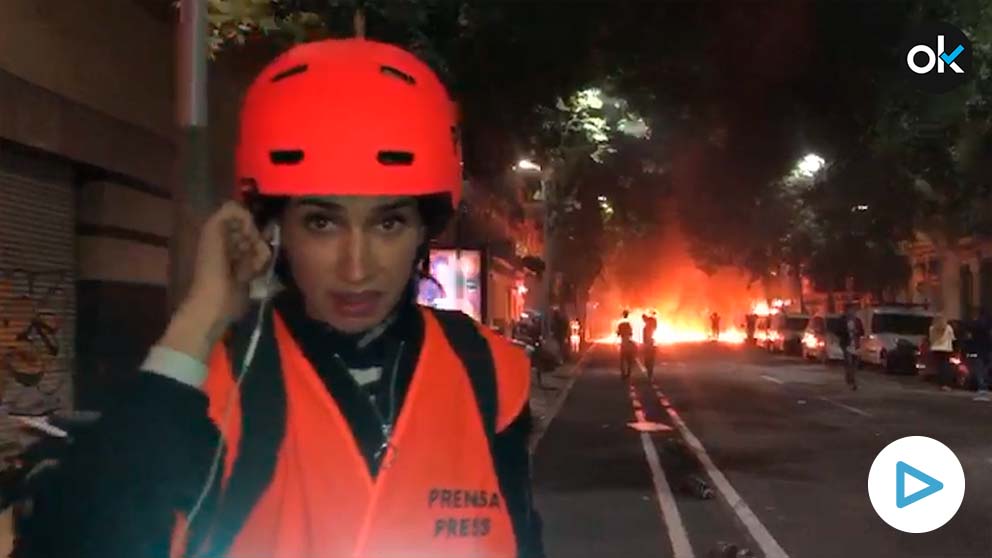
[599,310,746,346]
[752,299,784,317]
[802,333,823,350]
[587,206,767,349]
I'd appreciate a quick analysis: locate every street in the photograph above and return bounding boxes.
[532,343,992,558]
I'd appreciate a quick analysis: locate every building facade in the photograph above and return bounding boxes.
[0,0,266,421]
[903,233,992,321]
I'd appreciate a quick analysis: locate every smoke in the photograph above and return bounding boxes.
[589,203,763,337]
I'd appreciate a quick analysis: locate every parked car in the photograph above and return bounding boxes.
[802,313,846,363]
[767,313,811,355]
[857,305,933,374]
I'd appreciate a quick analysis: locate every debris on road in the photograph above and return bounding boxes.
[711,542,756,558]
[683,474,714,500]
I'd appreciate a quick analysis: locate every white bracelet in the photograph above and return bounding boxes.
[141,345,209,389]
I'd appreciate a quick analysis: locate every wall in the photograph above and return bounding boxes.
[0,0,271,195]
[487,257,517,333]
[0,1,279,409]
[0,0,175,185]
[0,0,175,137]
[903,235,992,320]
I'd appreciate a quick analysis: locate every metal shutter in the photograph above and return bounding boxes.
[0,152,75,452]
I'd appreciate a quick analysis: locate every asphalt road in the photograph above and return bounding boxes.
[532,343,992,558]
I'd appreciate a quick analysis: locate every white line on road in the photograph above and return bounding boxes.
[818,396,873,418]
[651,382,791,558]
[760,374,785,385]
[627,384,695,558]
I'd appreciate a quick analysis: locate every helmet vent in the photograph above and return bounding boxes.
[377,151,415,166]
[271,64,309,83]
[380,65,416,85]
[270,150,305,165]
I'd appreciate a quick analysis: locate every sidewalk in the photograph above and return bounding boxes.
[529,357,584,454]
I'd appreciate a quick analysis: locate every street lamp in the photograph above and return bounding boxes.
[514,158,555,344]
[795,153,825,178]
[515,159,542,173]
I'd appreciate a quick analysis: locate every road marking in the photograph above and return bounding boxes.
[627,383,695,558]
[818,396,873,418]
[651,381,791,558]
[761,374,785,385]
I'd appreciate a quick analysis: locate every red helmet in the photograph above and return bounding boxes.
[236,39,462,207]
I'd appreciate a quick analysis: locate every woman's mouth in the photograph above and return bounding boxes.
[328,291,384,320]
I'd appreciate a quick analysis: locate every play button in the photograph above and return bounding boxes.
[896,461,943,508]
[868,436,965,533]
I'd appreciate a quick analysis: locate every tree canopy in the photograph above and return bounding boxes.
[203,0,992,304]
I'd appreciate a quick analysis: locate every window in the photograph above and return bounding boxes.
[871,314,931,336]
[785,317,809,331]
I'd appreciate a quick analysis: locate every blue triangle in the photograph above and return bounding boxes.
[896,461,944,508]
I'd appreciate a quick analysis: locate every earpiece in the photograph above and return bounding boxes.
[269,222,282,255]
[248,222,282,302]
[188,220,281,531]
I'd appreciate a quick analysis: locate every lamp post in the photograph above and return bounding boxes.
[514,159,555,341]
[169,0,211,309]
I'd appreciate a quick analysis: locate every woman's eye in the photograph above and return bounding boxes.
[304,214,336,231]
[377,216,407,233]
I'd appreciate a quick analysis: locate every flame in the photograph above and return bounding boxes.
[598,309,746,346]
[752,299,790,317]
[802,332,824,350]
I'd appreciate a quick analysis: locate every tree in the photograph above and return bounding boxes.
[198,0,992,310]
[802,153,919,299]
[553,132,664,298]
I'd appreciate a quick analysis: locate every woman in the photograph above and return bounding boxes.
[29,39,544,558]
[929,314,956,392]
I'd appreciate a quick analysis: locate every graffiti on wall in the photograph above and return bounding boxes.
[0,269,71,395]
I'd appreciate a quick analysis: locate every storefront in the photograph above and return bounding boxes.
[0,145,76,437]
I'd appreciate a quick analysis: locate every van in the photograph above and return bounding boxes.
[856,305,934,373]
[802,313,846,363]
[768,313,811,355]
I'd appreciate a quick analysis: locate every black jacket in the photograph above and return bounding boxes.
[24,292,544,558]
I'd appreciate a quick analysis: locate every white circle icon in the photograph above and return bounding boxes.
[868,436,965,533]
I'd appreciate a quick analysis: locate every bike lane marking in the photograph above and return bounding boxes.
[651,380,792,558]
[627,381,695,558]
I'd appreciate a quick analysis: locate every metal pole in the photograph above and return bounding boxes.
[177,0,208,129]
[542,177,554,341]
[169,0,212,309]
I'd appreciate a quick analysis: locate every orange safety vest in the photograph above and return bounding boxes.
[172,308,530,558]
